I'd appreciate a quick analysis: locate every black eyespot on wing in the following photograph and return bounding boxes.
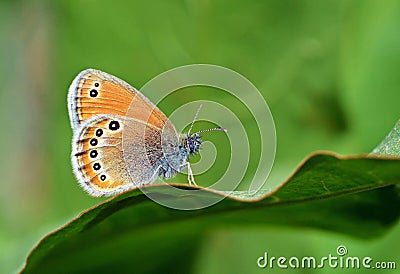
[96,128,103,137]
[90,138,98,146]
[90,150,98,158]
[93,163,101,171]
[90,89,98,97]
[109,120,120,131]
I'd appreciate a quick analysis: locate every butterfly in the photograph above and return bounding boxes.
[68,69,225,197]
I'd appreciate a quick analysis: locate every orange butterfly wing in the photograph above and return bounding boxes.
[68,69,167,128]
[72,116,130,196]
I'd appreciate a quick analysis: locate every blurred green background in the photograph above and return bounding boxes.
[1,0,400,273]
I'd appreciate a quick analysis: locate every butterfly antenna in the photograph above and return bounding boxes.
[196,127,227,134]
[188,104,203,135]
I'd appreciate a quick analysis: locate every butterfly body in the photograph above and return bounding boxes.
[156,132,202,179]
[68,69,203,197]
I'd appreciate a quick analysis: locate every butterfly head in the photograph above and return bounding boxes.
[181,132,202,156]
[179,127,226,160]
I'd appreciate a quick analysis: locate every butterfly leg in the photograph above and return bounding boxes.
[187,162,197,186]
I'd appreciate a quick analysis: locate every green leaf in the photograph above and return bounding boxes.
[21,152,400,273]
